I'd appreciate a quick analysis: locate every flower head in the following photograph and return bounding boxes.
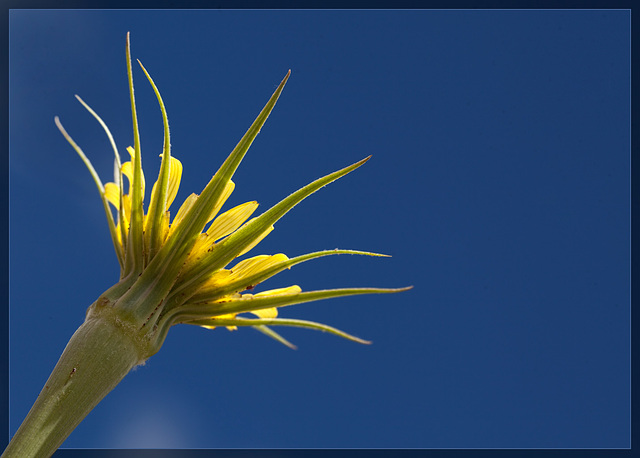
[55,33,409,357]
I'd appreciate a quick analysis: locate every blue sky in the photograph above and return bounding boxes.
[8,9,630,450]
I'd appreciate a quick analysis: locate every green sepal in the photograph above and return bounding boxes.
[186,316,372,345]
[254,325,298,350]
[72,95,126,271]
[124,31,145,277]
[137,59,172,264]
[54,117,124,269]
[188,286,411,318]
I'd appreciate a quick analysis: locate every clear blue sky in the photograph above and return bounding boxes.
[9,9,629,449]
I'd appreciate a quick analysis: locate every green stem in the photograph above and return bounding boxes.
[2,314,146,458]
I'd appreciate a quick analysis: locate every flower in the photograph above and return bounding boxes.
[3,32,410,458]
[54,33,409,354]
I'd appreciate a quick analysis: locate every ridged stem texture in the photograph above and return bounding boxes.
[2,312,145,457]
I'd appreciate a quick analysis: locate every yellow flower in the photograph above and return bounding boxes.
[54,33,409,354]
[3,32,410,458]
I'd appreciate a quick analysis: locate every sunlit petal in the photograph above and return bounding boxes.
[198,269,232,290]
[207,180,235,224]
[235,224,274,258]
[104,182,120,207]
[250,307,278,319]
[170,193,198,232]
[206,201,259,241]
[254,285,302,297]
[229,253,289,280]
[166,156,183,210]
[121,193,131,223]
[121,160,133,184]
[125,146,146,197]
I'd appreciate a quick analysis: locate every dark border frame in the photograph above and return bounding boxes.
[2,2,635,457]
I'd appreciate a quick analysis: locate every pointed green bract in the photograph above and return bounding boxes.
[175,287,411,322]
[73,95,126,270]
[186,316,372,345]
[254,325,298,349]
[74,95,123,174]
[124,32,145,277]
[54,117,124,268]
[138,59,172,264]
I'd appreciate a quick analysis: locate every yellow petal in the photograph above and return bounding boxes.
[170,193,198,231]
[206,201,259,240]
[250,307,278,319]
[114,221,122,246]
[121,193,131,223]
[166,156,183,210]
[104,182,120,207]
[121,161,134,184]
[235,223,274,258]
[242,286,301,319]
[123,146,145,197]
[200,312,239,331]
[206,180,235,225]
[254,285,302,297]
[229,255,269,276]
[229,253,289,280]
[160,211,170,245]
[182,233,211,270]
[198,269,233,290]
[184,200,259,267]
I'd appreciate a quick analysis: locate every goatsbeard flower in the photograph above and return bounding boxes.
[3,33,409,457]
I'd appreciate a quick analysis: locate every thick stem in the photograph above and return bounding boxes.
[2,314,145,458]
